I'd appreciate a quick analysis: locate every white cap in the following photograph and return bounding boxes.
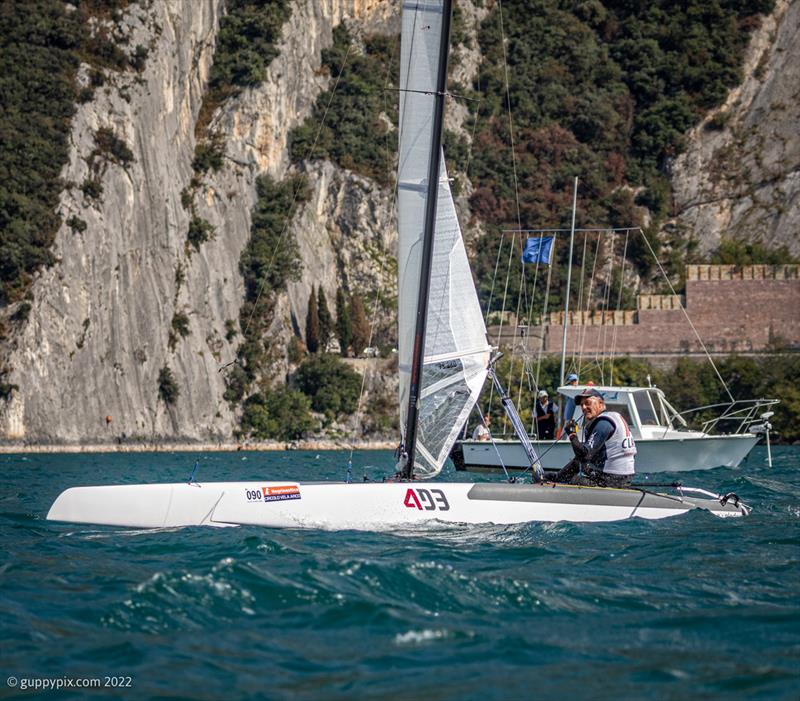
[537,390,548,398]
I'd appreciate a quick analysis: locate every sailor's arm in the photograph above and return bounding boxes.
[567,419,615,461]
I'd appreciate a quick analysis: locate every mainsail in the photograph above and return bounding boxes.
[397,0,491,478]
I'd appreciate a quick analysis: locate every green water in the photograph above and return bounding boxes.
[1,448,798,700]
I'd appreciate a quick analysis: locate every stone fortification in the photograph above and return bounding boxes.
[492,265,800,356]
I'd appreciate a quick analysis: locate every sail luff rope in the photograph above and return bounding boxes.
[637,227,734,402]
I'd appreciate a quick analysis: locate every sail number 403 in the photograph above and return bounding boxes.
[404,488,449,511]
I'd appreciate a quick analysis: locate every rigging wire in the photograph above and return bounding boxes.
[493,0,526,434]
[227,40,355,365]
[569,231,590,377]
[636,227,735,402]
[534,237,555,387]
[598,228,617,383]
[347,28,404,472]
[493,230,517,432]
[608,229,630,385]
[576,232,602,379]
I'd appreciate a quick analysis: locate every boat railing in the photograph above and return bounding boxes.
[675,398,779,435]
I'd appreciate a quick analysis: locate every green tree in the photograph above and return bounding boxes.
[335,287,352,357]
[240,386,315,440]
[305,286,320,353]
[350,293,370,356]
[317,286,332,348]
[295,354,362,418]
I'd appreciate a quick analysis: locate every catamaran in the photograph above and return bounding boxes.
[47,0,749,529]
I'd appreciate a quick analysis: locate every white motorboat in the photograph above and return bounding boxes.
[453,385,777,475]
[47,0,750,529]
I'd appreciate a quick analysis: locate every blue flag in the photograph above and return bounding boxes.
[521,236,554,265]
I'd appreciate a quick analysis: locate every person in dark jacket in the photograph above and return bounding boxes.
[534,390,558,440]
[553,388,636,487]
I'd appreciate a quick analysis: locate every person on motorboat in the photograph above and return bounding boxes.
[534,390,558,440]
[559,372,579,436]
[552,388,636,487]
[472,414,492,441]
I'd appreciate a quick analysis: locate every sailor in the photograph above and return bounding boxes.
[552,388,636,487]
[534,390,558,440]
[560,372,579,434]
[472,414,492,441]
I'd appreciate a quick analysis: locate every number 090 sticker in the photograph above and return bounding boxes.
[245,486,301,503]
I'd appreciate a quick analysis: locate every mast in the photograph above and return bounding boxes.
[402,0,454,478]
[559,176,578,386]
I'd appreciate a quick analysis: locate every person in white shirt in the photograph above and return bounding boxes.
[472,414,492,441]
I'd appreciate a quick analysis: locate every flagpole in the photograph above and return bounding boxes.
[559,177,578,386]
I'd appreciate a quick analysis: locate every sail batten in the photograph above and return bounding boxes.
[398,0,490,479]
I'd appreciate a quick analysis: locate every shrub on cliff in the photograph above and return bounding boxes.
[288,26,398,186]
[241,387,315,440]
[295,354,362,419]
[158,366,179,405]
[0,1,144,304]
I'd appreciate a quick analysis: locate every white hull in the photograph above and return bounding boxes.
[46,479,747,530]
[456,433,759,474]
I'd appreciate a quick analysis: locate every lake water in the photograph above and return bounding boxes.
[1,447,798,700]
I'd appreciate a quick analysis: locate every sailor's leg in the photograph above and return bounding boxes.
[597,473,633,488]
[553,458,581,483]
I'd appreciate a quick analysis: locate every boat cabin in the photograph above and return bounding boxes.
[558,385,696,440]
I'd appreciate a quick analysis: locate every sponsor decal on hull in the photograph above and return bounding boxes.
[245,486,301,503]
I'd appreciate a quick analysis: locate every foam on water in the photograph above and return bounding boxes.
[1,447,798,700]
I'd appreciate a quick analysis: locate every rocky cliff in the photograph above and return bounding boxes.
[670,0,800,256]
[0,0,396,444]
[0,0,796,445]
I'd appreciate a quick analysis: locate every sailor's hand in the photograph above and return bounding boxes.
[564,419,578,435]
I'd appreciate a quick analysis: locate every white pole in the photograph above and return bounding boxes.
[560,177,578,386]
[766,423,772,467]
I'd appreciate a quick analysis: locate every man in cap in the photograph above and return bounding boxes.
[553,388,636,487]
[560,373,579,434]
[534,390,558,440]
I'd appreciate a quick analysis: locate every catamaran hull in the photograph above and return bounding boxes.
[455,434,759,474]
[46,480,747,530]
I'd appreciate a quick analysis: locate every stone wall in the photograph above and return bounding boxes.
[491,265,800,355]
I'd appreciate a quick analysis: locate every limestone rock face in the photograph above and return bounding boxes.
[1,0,796,445]
[0,0,393,444]
[670,0,800,256]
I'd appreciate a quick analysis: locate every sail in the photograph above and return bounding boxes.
[397,0,491,479]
